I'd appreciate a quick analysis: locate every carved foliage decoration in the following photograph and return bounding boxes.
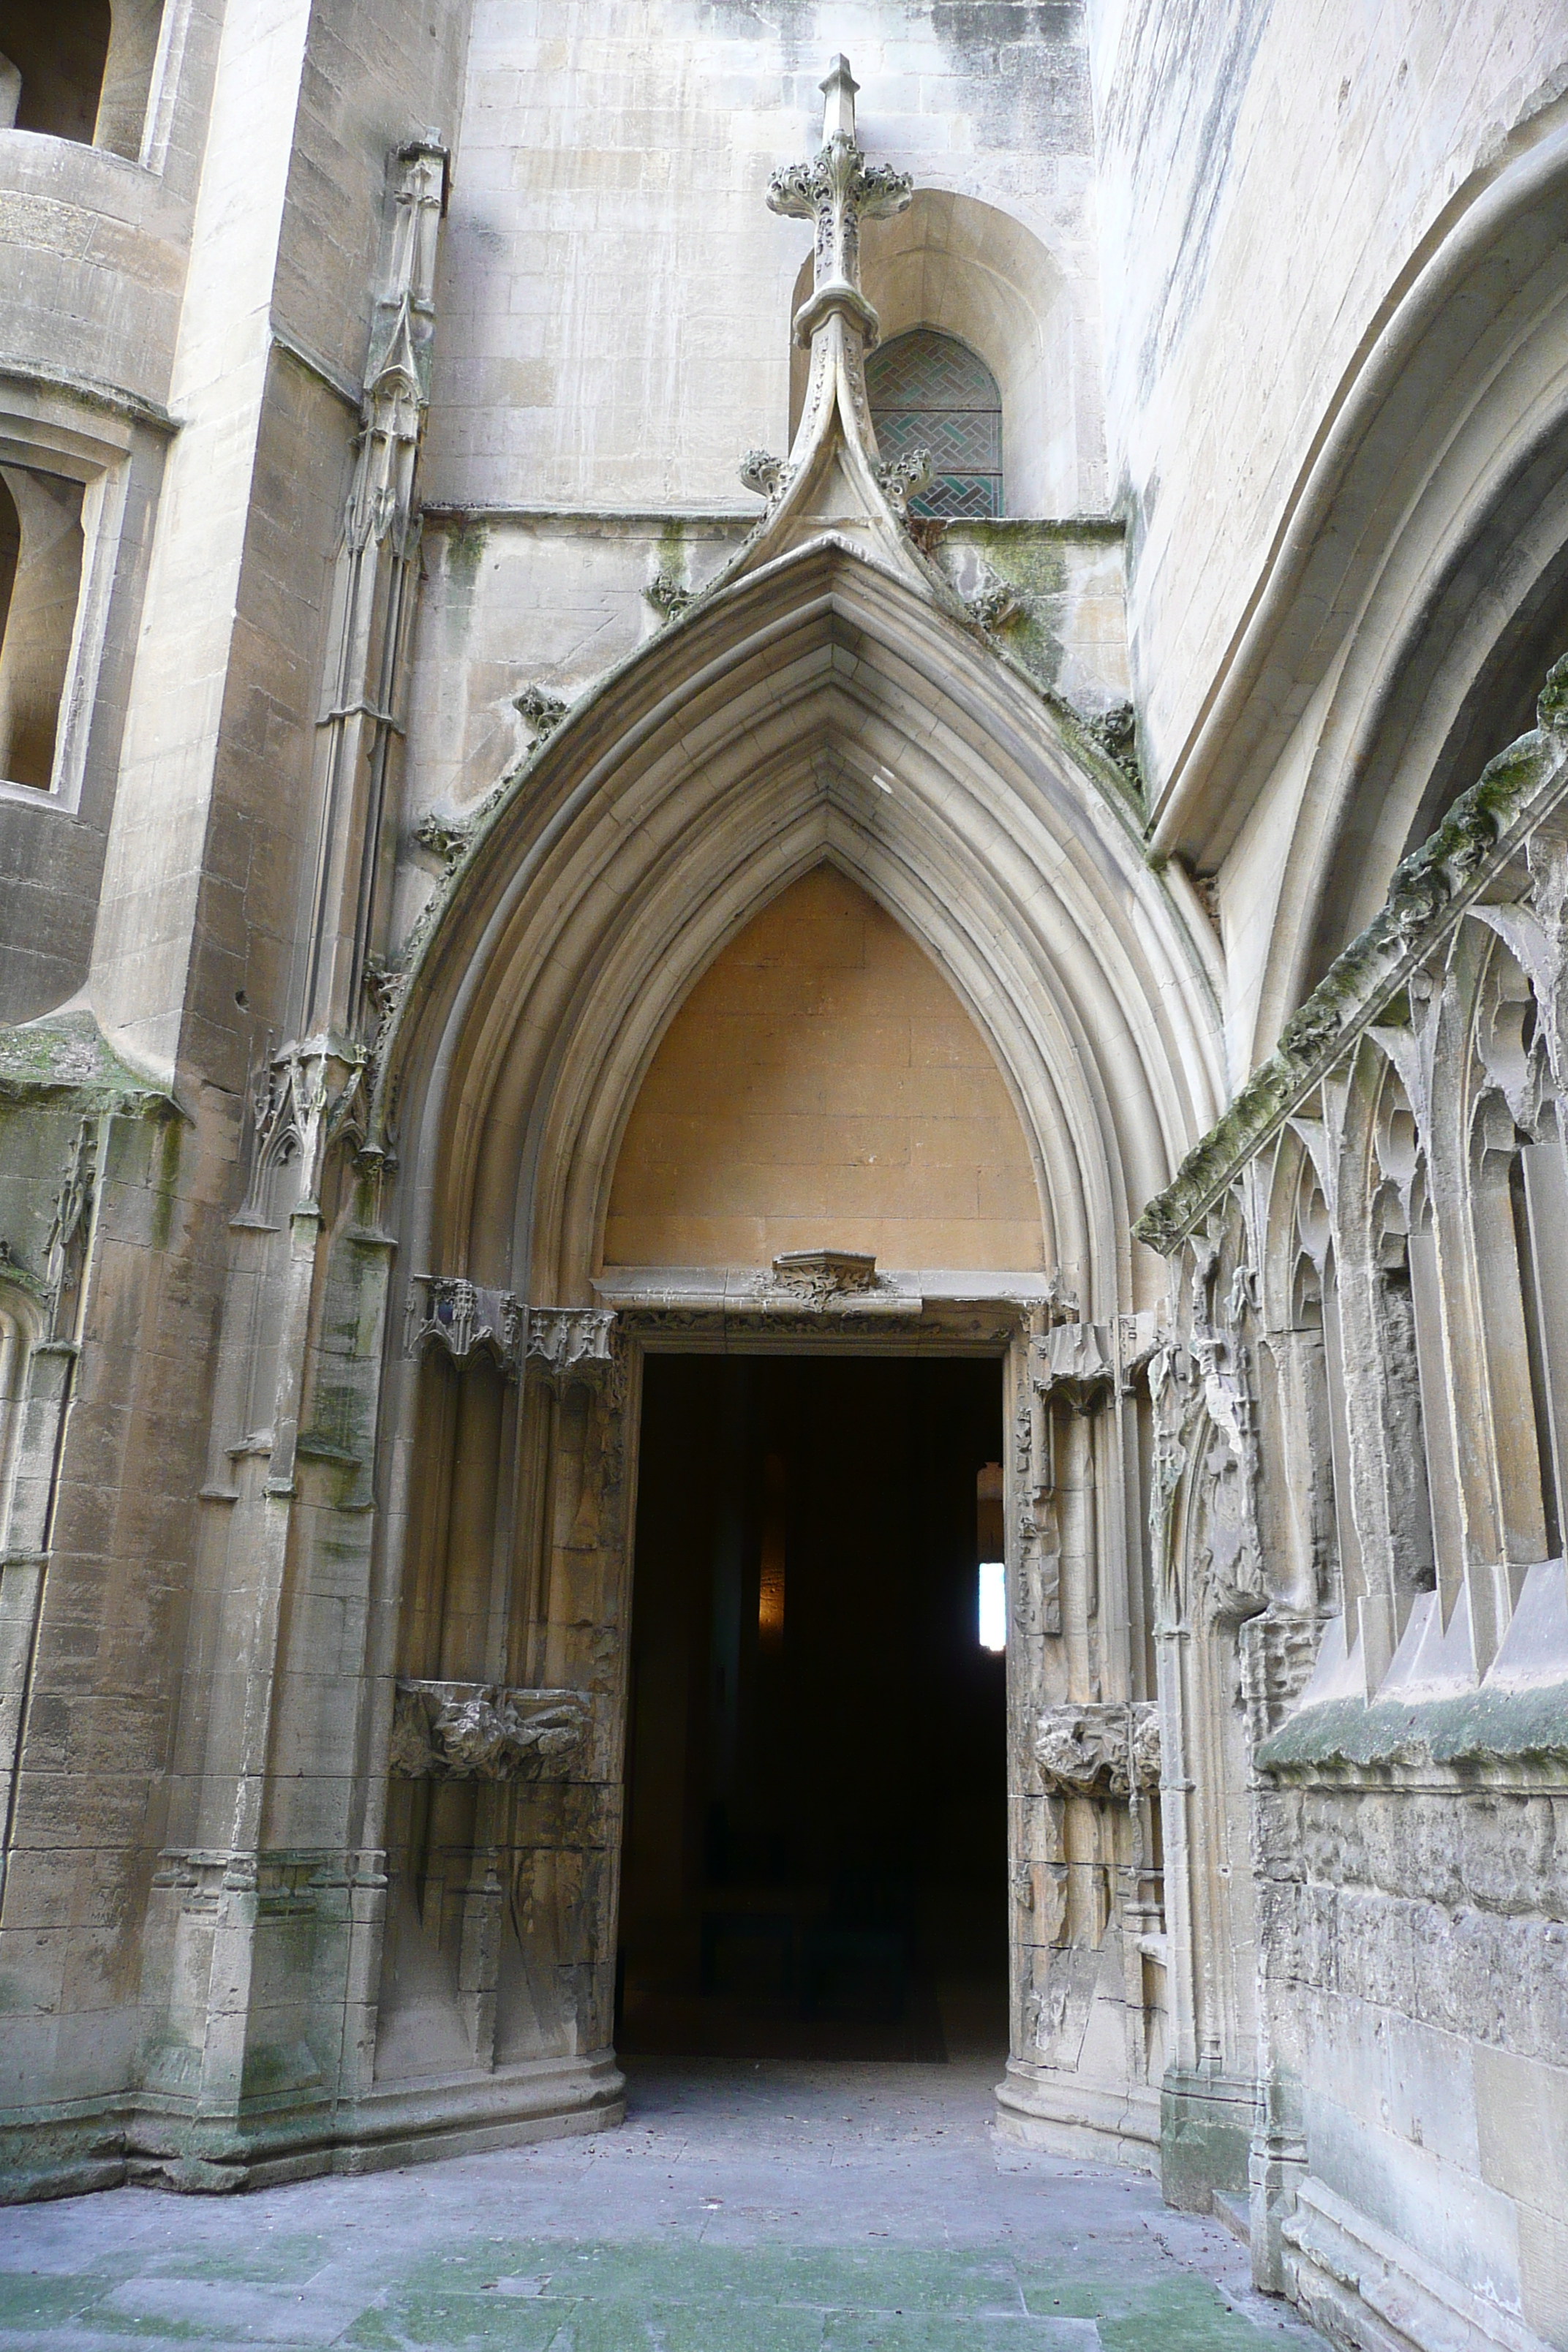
[768,1248,882,1305]
[390,1681,590,1780]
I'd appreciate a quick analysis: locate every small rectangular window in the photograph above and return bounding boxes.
[978,1559,1006,1651]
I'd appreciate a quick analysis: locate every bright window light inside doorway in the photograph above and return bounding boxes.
[978,1560,1006,1651]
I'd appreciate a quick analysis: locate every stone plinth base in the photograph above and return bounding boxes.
[993,2059,1160,2171]
[1159,2065,1256,2213]
[1284,2176,1555,2352]
[0,2051,625,2202]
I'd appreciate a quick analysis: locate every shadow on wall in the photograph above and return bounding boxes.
[788,189,1096,519]
[0,0,165,162]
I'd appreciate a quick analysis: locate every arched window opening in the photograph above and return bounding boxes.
[0,464,86,792]
[867,329,1003,519]
[1,0,162,161]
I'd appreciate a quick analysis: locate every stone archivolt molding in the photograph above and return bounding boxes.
[1033,1701,1160,1800]
[1137,657,1568,1254]
[389,1681,590,1780]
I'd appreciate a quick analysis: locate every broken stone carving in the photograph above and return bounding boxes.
[1031,1319,1115,1410]
[1034,1702,1160,1799]
[644,570,691,620]
[965,575,1024,633]
[389,1681,590,1779]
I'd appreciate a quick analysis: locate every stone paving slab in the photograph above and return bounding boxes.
[0,2059,1329,2352]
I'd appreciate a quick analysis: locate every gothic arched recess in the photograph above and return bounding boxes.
[353,67,1223,2179]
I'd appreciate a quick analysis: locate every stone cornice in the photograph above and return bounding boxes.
[1134,653,1568,1256]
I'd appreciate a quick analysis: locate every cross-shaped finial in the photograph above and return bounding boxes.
[767,56,913,344]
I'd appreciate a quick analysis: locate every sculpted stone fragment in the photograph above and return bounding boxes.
[1033,1701,1160,1798]
[389,1681,591,1780]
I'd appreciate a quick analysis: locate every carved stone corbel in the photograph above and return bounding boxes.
[1031,1319,1115,1411]
[404,1275,523,1374]
[389,1681,590,1779]
[524,1307,617,1390]
[768,1248,881,1305]
[1034,1700,1161,1801]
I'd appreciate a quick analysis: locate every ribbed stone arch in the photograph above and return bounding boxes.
[378,538,1223,1322]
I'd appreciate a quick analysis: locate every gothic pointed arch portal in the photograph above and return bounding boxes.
[361,61,1223,2178]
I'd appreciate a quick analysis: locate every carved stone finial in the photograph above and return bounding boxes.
[766,52,913,350]
[715,61,933,592]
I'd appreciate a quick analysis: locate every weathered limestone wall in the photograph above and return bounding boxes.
[0,2,215,1019]
[603,866,1046,1273]
[430,0,1104,516]
[1256,1754,1568,2352]
[1091,0,1565,821]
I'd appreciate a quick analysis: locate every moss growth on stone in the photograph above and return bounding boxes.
[1256,1679,1568,1773]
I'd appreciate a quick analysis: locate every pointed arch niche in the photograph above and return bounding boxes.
[603,864,1045,1274]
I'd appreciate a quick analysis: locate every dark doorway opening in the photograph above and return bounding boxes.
[619,1352,1009,2063]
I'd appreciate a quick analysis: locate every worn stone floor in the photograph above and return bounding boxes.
[0,2059,1328,2351]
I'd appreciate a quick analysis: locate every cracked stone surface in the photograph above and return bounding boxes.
[0,2059,1327,2351]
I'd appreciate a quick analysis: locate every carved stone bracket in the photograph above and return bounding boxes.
[389,1681,590,1780]
[403,1289,617,1387]
[404,1275,522,1373]
[769,1248,881,1304]
[524,1306,617,1389]
[1032,1320,1116,1411]
[1034,1701,1160,1800]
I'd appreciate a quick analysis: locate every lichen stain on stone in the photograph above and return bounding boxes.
[149,1117,183,1254]
[440,518,489,655]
